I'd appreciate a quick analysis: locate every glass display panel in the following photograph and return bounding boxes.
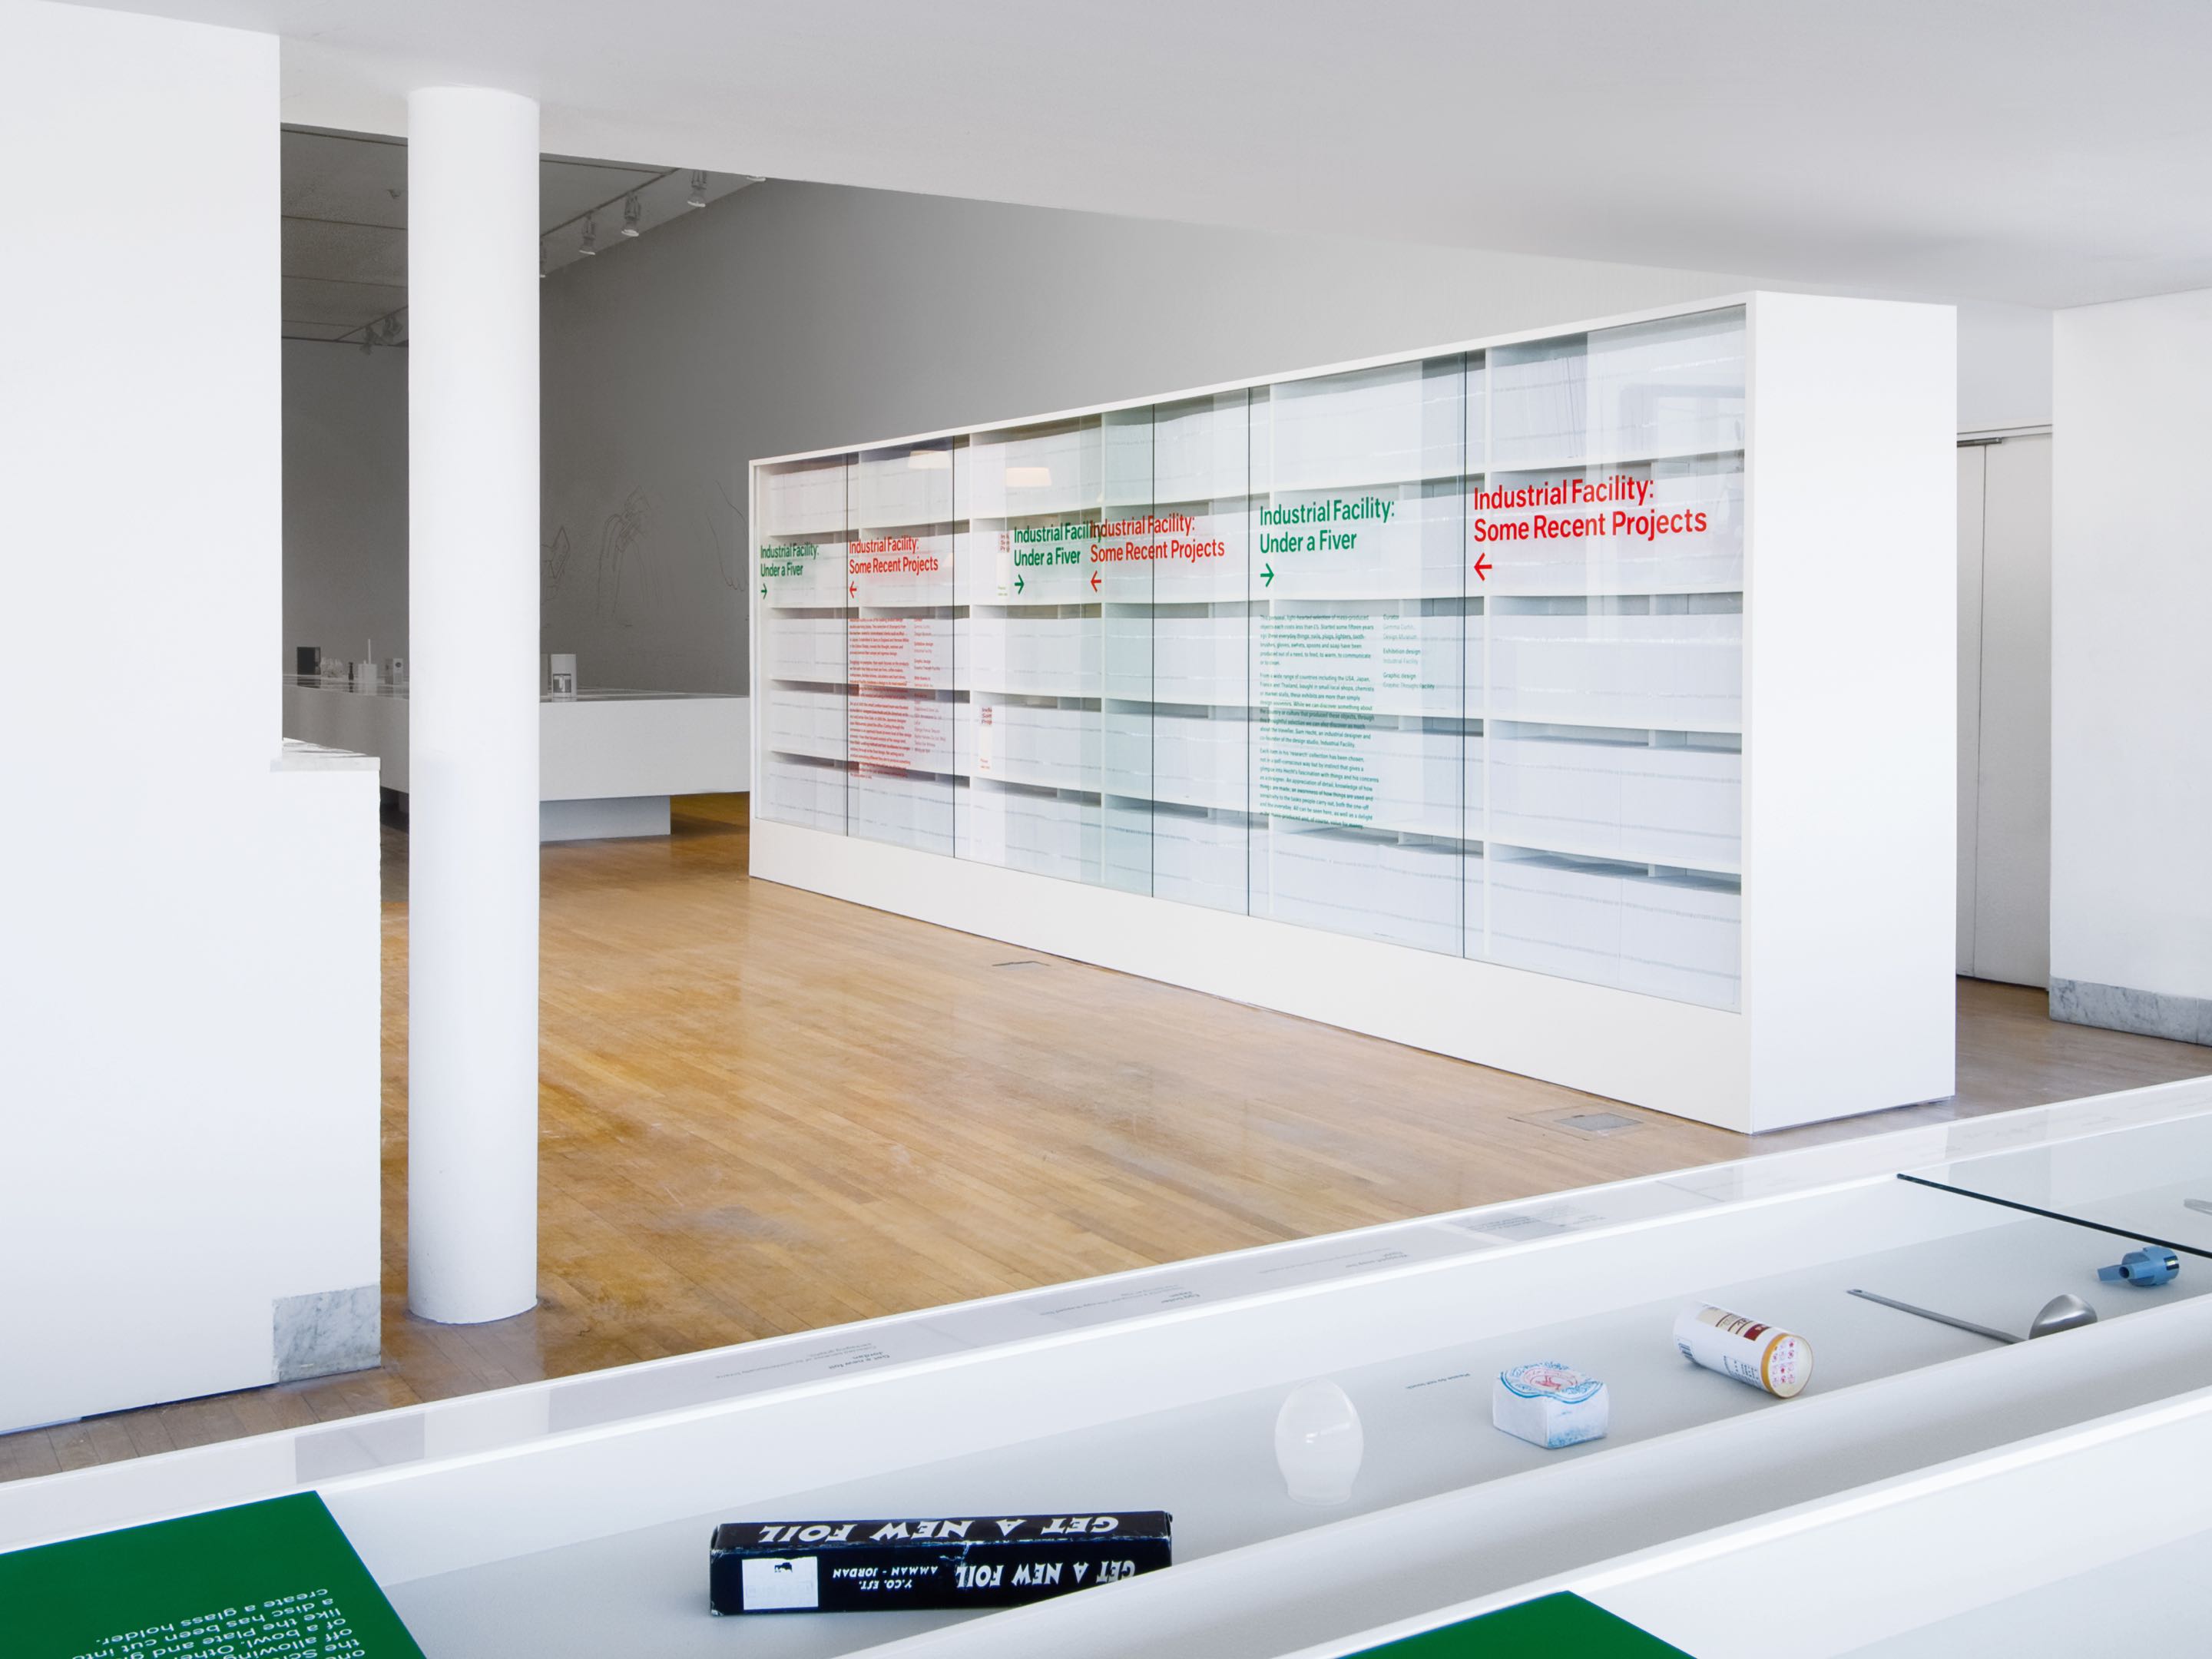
[848,439,956,853]
[756,454,853,833]
[1250,356,1468,955]
[1098,405,1158,896]
[958,416,1108,883]
[1104,392,1253,910]
[1919,1113,2212,1260]
[1469,306,1745,1005]
[754,306,1748,1008]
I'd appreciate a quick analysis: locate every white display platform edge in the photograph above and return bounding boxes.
[747,291,1956,1130]
[5,1078,2206,1567]
[1286,1373,2212,1659]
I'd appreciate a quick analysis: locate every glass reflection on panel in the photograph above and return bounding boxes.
[1250,356,1467,955]
[848,439,956,854]
[1589,309,1747,462]
[1099,405,1156,896]
[762,306,1752,1010]
[757,453,853,833]
[1106,392,1252,911]
[958,416,1107,885]
[1467,306,1745,1008]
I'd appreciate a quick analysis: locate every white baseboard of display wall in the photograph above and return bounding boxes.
[751,816,1757,1129]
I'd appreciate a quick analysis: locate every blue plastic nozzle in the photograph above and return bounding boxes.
[2097,1246,2181,1287]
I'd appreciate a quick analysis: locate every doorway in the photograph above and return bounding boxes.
[1956,431,2052,987]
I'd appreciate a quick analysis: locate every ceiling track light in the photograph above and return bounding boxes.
[621,194,642,237]
[579,214,598,256]
[686,171,707,210]
[539,244,548,280]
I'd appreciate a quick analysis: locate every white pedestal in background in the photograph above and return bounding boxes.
[540,796,671,841]
[282,683,750,841]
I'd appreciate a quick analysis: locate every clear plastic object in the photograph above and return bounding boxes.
[1274,1379,1364,1505]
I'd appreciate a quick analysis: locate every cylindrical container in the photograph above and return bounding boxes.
[1674,1305,1813,1398]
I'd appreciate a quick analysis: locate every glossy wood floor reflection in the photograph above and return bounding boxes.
[7,793,2210,1483]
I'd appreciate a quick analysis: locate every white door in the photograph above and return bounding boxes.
[1957,433,2052,987]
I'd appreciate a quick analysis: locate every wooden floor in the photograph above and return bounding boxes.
[6,793,2208,1484]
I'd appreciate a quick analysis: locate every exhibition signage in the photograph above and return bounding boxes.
[756,306,1753,1012]
[0,1494,426,1659]
[1351,1592,1691,1656]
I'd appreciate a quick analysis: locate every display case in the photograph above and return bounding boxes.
[8,1078,2210,1658]
[1313,1347,2212,1657]
[751,293,1955,1128]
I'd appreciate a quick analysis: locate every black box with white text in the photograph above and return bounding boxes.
[707,1512,1172,1614]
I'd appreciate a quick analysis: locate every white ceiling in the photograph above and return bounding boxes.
[282,127,753,342]
[89,0,2212,310]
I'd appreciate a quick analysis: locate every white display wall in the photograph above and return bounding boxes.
[751,294,1955,1128]
[3,0,384,1433]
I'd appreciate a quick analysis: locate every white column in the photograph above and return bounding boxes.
[406,87,541,1324]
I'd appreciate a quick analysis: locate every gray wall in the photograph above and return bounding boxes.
[283,337,408,672]
[286,180,2055,694]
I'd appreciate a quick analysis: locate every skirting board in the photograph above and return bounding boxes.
[752,817,1757,1128]
[2051,976,2212,1046]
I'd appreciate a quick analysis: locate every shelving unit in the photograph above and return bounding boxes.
[752,293,1955,1128]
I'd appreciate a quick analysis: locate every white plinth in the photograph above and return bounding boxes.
[282,684,750,841]
[541,796,670,841]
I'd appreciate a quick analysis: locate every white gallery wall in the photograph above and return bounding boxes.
[285,338,409,672]
[0,0,382,1432]
[2050,290,2212,1043]
[529,180,2050,695]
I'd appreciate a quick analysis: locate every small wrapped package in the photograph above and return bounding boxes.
[1492,1361,1609,1449]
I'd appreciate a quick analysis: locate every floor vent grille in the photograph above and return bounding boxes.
[1517,1108,1646,1137]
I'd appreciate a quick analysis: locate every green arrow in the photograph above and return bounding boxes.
[759,581,767,598]
[1014,572,1025,594]
[1262,563,1275,587]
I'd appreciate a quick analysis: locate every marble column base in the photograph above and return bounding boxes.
[273,1283,382,1383]
[2050,975,2212,1047]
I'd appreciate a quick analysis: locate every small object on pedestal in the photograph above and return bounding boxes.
[2098,1246,2181,1287]
[1674,1305,1813,1397]
[1492,1361,1609,1449]
[548,651,578,699]
[1273,1379,1363,1505]
[1849,1287,2099,1343]
[707,1512,1171,1614]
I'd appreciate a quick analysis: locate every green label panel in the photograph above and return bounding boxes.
[0,1492,425,1659]
[1353,1592,1693,1657]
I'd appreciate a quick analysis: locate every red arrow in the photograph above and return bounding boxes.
[849,580,858,598]
[1089,571,1101,594]
[1473,552,1492,582]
